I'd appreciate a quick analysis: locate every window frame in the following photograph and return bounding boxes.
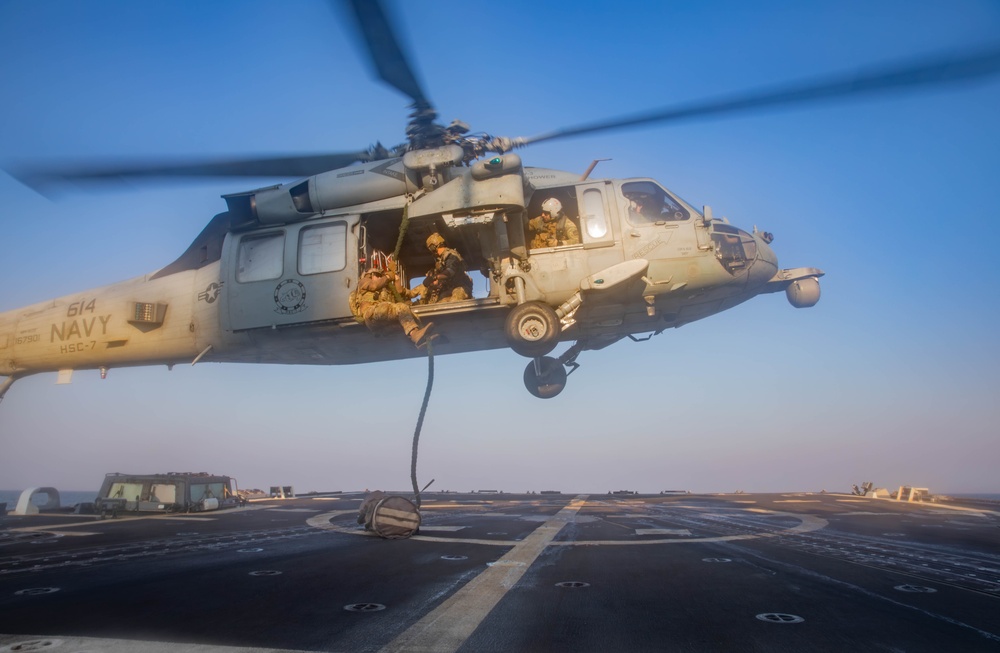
[298,221,348,276]
[236,231,286,283]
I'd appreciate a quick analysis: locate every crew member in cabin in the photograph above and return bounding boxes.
[414,232,473,304]
[528,197,580,248]
[350,268,434,347]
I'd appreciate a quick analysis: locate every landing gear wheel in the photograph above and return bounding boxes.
[505,301,560,358]
[523,356,567,399]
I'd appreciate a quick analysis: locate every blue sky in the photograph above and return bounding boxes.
[1,0,998,495]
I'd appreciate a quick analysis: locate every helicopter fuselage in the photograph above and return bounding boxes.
[0,157,823,398]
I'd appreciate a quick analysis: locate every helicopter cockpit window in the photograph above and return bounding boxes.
[299,222,347,275]
[237,233,284,283]
[622,181,689,225]
[711,224,757,273]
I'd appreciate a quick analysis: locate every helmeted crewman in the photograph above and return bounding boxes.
[626,190,666,221]
[528,197,580,248]
[414,232,474,304]
[350,268,434,346]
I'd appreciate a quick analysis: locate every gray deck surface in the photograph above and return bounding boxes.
[1,492,998,652]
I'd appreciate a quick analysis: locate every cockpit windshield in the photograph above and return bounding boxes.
[622,181,689,225]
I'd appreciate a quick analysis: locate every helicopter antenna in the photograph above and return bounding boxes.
[581,159,611,181]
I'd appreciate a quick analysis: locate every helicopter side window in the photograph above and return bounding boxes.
[526,189,582,249]
[711,224,756,273]
[581,188,608,238]
[237,232,284,283]
[298,222,347,275]
[622,181,689,225]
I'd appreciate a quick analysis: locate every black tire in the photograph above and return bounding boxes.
[523,356,567,399]
[505,301,561,358]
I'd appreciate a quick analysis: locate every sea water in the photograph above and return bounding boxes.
[0,489,98,509]
[951,493,1000,501]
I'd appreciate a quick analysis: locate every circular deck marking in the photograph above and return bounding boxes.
[14,588,60,596]
[555,581,590,588]
[756,613,804,624]
[894,584,937,593]
[248,570,282,576]
[344,603,386,612]
[308,506,828,547]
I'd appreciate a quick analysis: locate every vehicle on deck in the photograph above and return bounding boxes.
[94,472,242,515]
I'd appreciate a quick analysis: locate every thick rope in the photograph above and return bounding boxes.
[410,339,434,508]
[393,202,410,261]
[385,202,411,304]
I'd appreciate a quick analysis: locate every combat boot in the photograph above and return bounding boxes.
[408,322,435,347]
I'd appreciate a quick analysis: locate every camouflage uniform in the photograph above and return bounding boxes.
[415,246,474,304]
[350,271,432,346]
[528,213,580,248]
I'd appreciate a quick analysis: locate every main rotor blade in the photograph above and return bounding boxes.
[9,152,368,191]
[521,44,1000,147]
[343,0,430,109]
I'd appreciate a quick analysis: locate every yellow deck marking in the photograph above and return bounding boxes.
[159,516,217,521]
[378,495,589,653]
[9,523,98,533]
[5,530,99,537]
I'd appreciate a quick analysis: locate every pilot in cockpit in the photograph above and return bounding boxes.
[622,181,686,224]
[626,190,666,222]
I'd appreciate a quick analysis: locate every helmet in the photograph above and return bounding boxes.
[541,197,562,218]
[625,190,651,203]
[426,232,446,251]
[624,181,666,203]
[627,191,662,214]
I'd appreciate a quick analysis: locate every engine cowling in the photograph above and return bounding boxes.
[247,158,417,225]
[786,276,821,308]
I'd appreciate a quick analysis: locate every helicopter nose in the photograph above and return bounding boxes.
[751,238,779,284]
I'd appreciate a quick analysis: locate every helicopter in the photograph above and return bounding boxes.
[2,2,998,403]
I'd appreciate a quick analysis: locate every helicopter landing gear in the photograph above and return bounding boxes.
[523,356,568,399]
[505,301,561,358]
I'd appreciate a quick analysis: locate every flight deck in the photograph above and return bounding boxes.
[1,492,998,652]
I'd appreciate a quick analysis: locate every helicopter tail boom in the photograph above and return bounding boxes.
[0,269,213,382]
